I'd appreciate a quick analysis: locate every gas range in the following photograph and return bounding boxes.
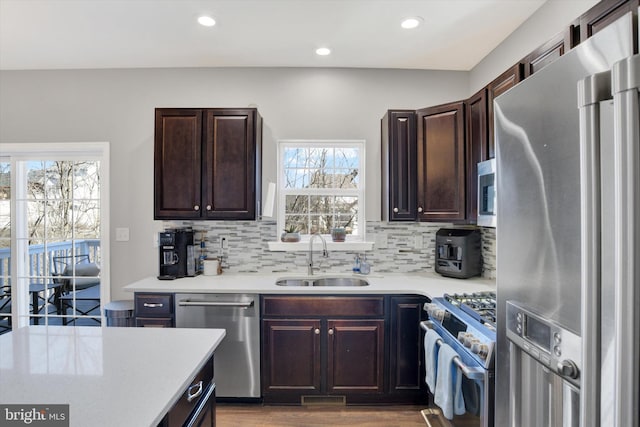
[444,291,497,331]
[423,291,497,370]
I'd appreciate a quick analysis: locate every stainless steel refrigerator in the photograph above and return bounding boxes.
[495,12,639,427]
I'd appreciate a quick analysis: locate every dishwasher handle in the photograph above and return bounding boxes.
[178,299,254,309]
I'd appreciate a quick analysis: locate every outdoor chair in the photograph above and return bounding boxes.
[53,255,101,324]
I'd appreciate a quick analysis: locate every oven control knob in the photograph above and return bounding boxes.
[463,335,476,348]
[557,359,579,379]
[477,344,489,360]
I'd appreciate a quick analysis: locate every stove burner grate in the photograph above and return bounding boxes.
[444,291,497,330]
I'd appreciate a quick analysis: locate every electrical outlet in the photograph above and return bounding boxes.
[220,235,229,250]
[375,233,388,249]
[414,234,423,249]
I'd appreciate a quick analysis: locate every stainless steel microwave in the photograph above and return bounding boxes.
[477,159,496,227]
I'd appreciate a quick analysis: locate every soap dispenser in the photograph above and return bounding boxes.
[359,254,370,275]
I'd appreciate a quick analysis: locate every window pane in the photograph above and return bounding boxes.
[73,200,101,239]
[334,148,359,169]
[284,168,312,189]
[26,161,48,200]
[73,161,100,200]
[309,196,332,216]
[286,195,309,214]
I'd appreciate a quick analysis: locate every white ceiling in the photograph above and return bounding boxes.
[0,0,547,71]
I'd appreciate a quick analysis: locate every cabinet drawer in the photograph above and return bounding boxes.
[136,317,174,328]
[135,293,174,317]
[262,296,384,317]
[163,355,214,427]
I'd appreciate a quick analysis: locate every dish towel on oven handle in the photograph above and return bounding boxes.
[424,328,440,393]
[434,342,466,419]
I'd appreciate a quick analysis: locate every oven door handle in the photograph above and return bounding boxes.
[420,321,485,381]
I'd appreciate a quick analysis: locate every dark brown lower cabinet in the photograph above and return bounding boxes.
[160,355,215,427]
[389,296,428,402]
[261,295,427,405]
[262,319,322,394]
[327,319,385,394]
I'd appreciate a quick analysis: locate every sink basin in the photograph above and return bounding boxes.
[312,277,369,287]
[275,278,313,287]
[275,277,369,287]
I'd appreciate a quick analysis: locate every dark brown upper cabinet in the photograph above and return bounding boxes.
[579,0,638,43]
[381,110,418,221]
[487,63,524,160]
[523,27,574,78]
[465,88,488,224]
[154,108,262,220]
[416,102,466,222]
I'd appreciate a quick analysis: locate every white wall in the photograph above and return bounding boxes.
[0,67,467,298]
[470,0,599,93]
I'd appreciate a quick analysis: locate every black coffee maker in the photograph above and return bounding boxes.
[435,228,482,279]
[158,228,194,279]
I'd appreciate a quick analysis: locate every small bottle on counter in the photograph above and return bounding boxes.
[352,254,361,273]
[198,236,207,274]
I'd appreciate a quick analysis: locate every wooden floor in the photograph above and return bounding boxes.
[216,404,428,427]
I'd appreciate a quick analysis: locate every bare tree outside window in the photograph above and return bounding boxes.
[26,161,100,244]
[281,143,363,238]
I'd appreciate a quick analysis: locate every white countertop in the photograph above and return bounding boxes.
[0,326,225,427]
[123,271,495,297]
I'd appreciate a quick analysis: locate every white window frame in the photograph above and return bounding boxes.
[0,142,110,329]
[269,139,372,252]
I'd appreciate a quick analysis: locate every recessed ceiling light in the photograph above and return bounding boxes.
[401,17,423,29]
[198,15,216,27]
[316,47,331,56]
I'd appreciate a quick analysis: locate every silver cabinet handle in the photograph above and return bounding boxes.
[194,205,200,211]
[393,207,399,213]
[328,329,334,335]
[206,205,212,211]
[418,207,423,213]
[187,380,203,402]
[178,300,254,309]
[143,303,163,308]
[314,328,320,335]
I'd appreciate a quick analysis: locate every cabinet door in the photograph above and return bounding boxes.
[202,109,260,220]
[327,319,385,394]
[389,296,427,396]
[579,0,635,41]
[523,29,572,78]
[487,63,523,159]
[465,89,487,224]
[416,102,466,222]
[154,109,203,219]
[262,319,321,394]
[381,110,417,221]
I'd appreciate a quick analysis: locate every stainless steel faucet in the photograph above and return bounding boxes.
[308,233,329,275]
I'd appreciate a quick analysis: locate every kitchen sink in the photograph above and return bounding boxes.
[275,278,313,287]
[275,277,369,287]
[312,277,369,287]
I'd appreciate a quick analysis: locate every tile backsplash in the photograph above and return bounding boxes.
[163,220,497,279]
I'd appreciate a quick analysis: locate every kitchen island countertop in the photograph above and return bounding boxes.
[123,271,495,297]
[0,326,225,427]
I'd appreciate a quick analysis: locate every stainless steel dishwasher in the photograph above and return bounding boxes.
[175,293,260,400]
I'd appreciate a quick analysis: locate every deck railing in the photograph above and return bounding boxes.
[0,239,101,286]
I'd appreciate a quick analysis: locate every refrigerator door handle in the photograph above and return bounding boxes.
[578,71,610,427]
[509,342,522,427]
[611,55,640,427]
